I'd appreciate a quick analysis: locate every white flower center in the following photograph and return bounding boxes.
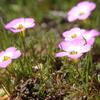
[79,12,85,16]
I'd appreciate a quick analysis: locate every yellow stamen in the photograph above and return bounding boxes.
[71,34,77,38]
[70,51,77,55]
[17,24,25,30]
[3,56,10,61]
[79,12,84,16]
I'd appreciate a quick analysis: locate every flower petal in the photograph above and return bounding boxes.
[0,59,12,68]
[24,18,35,28]
[5,18,24,29]
[12,50,21,59]
[55,52,68,57]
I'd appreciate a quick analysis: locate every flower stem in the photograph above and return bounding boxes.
[19,31,26,51]
[1,84,10,96]
[84,52,92,94]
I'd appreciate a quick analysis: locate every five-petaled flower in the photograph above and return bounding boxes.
[63,27,99,46]
[56,27,100,59]
[55,39,91,59]
[62,27,85,41]
[67,1,96,22]
[5,18,35,33]
[0,47,21,68]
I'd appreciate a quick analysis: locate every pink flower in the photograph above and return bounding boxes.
[5,18,35,33]
[0,47,21,68]
[56,40,91,59]
[82,29,100,45]
[82,29,99,40]
[67,1,96,22]
[62,27,85,41]
[63,27,99,46]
